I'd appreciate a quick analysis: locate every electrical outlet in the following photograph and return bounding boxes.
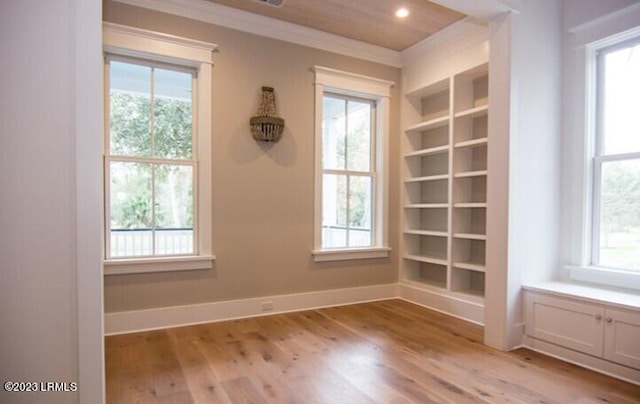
[261,301,274,311]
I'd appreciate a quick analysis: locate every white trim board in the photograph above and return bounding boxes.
[105,284,399,335]
[398,282,485,325]
[105,282,493,335]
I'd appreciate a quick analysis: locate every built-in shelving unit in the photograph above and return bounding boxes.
[401,63,489,315]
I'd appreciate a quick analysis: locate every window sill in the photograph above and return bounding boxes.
[103,255,215,275]
[567,265,640,292]
[311,247,391,262]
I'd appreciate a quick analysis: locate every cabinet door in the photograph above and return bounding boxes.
[527,294,604,357]
[603,309,640,369]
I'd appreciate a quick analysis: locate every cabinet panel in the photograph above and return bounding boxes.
[604,309,640,369]
[529,295,604,357]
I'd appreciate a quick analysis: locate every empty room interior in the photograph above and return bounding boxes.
[2,0,640,402]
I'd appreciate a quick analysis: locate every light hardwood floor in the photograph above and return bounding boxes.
[106,299,640,403]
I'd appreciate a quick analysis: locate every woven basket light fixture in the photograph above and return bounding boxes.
[250,86,285,142]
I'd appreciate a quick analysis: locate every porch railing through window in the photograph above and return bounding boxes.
[110,228,194,257]
[321,225,371,248]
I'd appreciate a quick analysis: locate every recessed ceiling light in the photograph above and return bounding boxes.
[251,0,286,7]
[395,7,409,18]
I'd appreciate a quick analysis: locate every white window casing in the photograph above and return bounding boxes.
[102,23,216,274]
[312,66,393,262]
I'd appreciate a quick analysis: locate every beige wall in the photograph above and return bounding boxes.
[103,1,401,313]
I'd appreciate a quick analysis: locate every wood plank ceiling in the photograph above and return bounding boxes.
[204,0,466,51]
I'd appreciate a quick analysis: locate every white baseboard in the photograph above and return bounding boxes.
[398,282,485,325]
[524,336,640,386]
[105,283,398,335]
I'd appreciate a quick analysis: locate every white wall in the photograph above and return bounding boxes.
[507,0,563,286]
[484,0,563,350]
[401,18,490,93]
[0,1,103,403]
[563,0,639,32]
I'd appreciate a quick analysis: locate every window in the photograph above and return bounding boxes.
[102,23,215,274]
[592,37,640,272]
[105,58,196,258]
[322,94,375,248]
[312,66,393,262]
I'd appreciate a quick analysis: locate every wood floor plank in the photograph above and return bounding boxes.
[325,302,609,403]
[106,300,640,404]
[144,331,192,401]
[107,333,162,403]
[166,327,232,403]
[221,334,306,403]
[274,337,379,404]
[221,377,268,404]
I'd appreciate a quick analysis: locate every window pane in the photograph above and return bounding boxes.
[601,42,640,155]
[109,61,151,157]
[155,164,194,255]
[598,159,640,270]
[322,174,347,248]
[349,176,372,247]
[323,96,346,170]
[154,68,193,159]
[347,100,372,172]
[109,161,153,257]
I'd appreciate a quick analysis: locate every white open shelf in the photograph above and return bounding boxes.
[454,137,488,149]
[405,144,449,158]
[453,262,486,272]
[404,229,449,237]
[405,174,450,183]
[402,62,489,304]
[454,104,488,119]
[406,115,449,133]
[454,170,487,178]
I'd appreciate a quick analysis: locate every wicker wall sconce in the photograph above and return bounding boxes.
[250,86,285,142]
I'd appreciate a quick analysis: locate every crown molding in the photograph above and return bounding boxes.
[401,17,489,65]
[112,0,403,67]
[568,3,640,48]
[430,0,517,20]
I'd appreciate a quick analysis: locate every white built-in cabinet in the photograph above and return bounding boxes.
[402,63,489,305]
[524,288,640,381]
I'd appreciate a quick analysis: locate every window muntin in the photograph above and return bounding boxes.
[592,37,640,272]
[321,94,375,249]
[105,57,197,259]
